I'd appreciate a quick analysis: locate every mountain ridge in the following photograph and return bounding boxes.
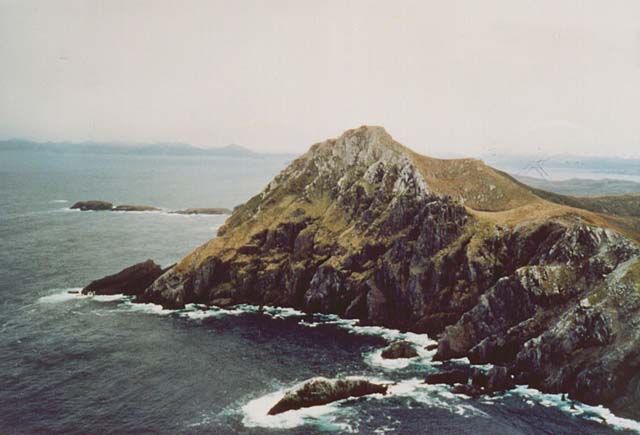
[0,138,293,158]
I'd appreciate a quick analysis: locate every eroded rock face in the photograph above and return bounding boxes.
[131,126,640,419]
[381,341,418,359]
[267,377,388,415]
[82,260,167,296]
[425,370,469,385]
[71,200,113,211]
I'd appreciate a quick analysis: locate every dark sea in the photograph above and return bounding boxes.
[1,149,638,435]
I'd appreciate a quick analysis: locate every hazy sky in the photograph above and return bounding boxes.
[1,0,640,157]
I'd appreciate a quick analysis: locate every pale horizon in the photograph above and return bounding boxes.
[2,1,640,158]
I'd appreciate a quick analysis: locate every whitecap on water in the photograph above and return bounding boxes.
[301,313,435,346]
[509,385,640,433]
[37,288,86,303]
[92,294,129,302]
[49,199,68,203]
[296,312,438,370]
[241,385,352,432]
[38,289,131,304]
[364,344,435,370]
[119,300,176,316]
[178,304,247,320]
[240,376,489,432]
[383,378,489,418]
[233,304,306,319]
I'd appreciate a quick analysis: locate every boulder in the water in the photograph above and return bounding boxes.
[451,384,484,397]
[381,341,419,359]
[82,260,167,296]
[267,377,388,415]
[70,200,113,211]
[448,366,514,397]
[424,370,469,385]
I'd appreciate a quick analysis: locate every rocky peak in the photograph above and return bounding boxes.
[263,125,429,201]
[316,125,405,165]
[135,125,640,419]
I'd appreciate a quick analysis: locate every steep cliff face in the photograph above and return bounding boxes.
[140,126,640,418]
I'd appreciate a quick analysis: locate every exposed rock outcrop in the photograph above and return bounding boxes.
[381,341,418,359]
[123,126,639,419]
[267,377,388,415]
[71,200,113,211]
[82,260,167,296]
[424,370,469,385]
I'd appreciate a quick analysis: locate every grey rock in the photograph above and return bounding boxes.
[267,377,388,415]
[381,341,419,359]
[70,200,113,211]
[82,260,166,296]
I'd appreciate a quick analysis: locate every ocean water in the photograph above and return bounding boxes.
[0,150,638,435]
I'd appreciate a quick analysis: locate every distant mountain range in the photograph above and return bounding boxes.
[483,152,640,178]
[513,174,640,196]
[0,139,295,158]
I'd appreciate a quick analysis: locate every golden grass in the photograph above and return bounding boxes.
[409,152,540,212]
[174,126,640,275]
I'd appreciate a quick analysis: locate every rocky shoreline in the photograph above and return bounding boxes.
[81,126,640,420]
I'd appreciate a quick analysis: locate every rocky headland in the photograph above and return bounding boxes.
[86,126,640,419]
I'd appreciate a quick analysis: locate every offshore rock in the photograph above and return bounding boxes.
[267,377,388,415]
[70,200,113,211]
[424,370,469,385]
[381,341,419,359]
[82,260,166,296]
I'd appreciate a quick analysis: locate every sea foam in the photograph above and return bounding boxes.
[38,288,129,304]
[37,288,85,303]
[241,385,348,431]
[510,386,640,433]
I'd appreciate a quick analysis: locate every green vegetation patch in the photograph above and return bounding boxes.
[624,259,640,294]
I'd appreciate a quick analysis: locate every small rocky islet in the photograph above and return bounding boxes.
[79,126,640,420]
[70,201,231,214]
[267,377,389,415]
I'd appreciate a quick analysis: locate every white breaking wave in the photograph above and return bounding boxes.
[36,291,640,433]
[92,294,129,302]
[244,304,306,319]
[119,300,175,316]
[299,313,436,347]
[240,376,487,432]
[364,344,436,370]
[241,384,353,432]
[38,288,130,304]
[384,378,489,418]
[510,386,640,434]
[37,288,85,303]
[49,199,68,203]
